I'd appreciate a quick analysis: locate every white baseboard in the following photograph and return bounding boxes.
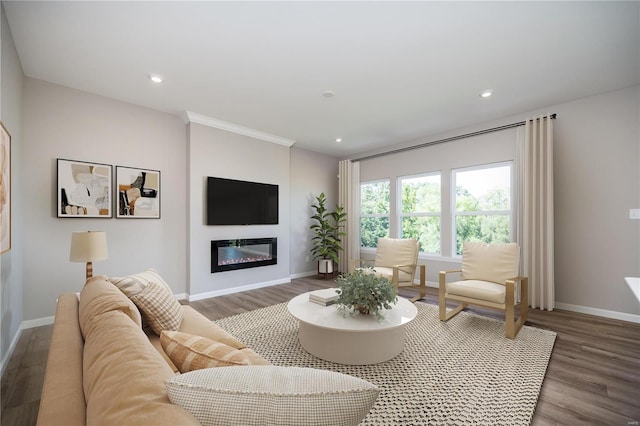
[425,280,438,288]
[290,271,318,279]
[22,315,55,329]
[0,327,23,377]
[188,277,292,302]
[174,293,188,301]
[555,302,640,324]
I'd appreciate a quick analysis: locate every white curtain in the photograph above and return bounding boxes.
[338,160,360,273]
[516,115,555,310]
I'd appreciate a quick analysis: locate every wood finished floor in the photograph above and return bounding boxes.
[2,276,639,425]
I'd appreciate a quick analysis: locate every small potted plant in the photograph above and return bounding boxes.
[335,268,398,319]
[310,192,347,275]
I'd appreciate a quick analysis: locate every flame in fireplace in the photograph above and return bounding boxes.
[219,255,272,265]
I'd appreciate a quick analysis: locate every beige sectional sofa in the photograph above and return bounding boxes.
[36,273,380,426]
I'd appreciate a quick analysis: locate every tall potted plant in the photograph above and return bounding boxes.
[310,193,347,275]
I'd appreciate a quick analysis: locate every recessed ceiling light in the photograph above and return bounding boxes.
[335,138,342,143]
[480,90,493,98]
[149,74,163,83]
[323,91,335,98]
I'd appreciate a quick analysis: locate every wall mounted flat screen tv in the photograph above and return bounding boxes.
[207,177,278,225]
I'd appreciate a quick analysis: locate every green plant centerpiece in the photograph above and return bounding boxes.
[310,192,347,274]
[335,268,398,319]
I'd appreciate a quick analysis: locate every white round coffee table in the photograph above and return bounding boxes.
[287,289,418,365]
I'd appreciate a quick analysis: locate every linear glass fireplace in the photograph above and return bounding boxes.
[211,238,277,273]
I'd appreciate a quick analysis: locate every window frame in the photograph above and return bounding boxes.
[359,178,391,249]
[397,171,442,254]
[451,161,514,257]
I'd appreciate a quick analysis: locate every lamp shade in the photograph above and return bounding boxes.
[69,231,108,262]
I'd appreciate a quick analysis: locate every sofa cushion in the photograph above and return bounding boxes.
[165,366,380,426]
[179,305,247,350]
[79,276,142,338]
[148,306,258,374]
[108,268,173,298]
[461,241,520,284]
[160,331,270,373]
[130,282,183,335]
[83,309,199,425]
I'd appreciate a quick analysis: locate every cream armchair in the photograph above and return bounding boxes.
[352,237,426,303]
[439,241,528,339]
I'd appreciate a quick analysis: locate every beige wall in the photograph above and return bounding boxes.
[14,79,338,321]
[22,78,187,321]
[0,3,24,370]
[551,86,638,316]
[289,147,339,277]
[187,122,291,298]
[356,86,640,319]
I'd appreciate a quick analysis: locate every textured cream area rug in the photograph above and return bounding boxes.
[214,301,556,425]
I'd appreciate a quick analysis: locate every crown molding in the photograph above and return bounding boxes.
[182,111,295,147]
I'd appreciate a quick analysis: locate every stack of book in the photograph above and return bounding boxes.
[309,288,339,306]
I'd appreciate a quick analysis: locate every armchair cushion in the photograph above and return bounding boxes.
[368,266,414,283]
[461,242,519,284]
[446,279,510,304]
[374,238,418,273]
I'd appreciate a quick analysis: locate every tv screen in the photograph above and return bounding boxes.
[206,177,278,225]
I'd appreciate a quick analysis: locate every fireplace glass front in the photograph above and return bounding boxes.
[211,238,277,273]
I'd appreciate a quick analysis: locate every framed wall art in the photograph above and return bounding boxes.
[116,166,160,219]
[1,122,11,253]
[57,159,113,218]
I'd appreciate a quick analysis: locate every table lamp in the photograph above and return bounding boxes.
[69,231,108,280]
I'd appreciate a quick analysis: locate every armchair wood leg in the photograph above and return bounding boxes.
[441,302,466,321]
[505,281,516,338]
[505,279,529,339]
[439,271,467,320]
[509,278,529,339]
[409,265,427,303]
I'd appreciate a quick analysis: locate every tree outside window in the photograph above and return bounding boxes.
[399,173,441,253]
[453,163,512,255]
[360,180,390,248]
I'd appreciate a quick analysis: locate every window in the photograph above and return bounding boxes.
[399,173,441,254]
[360,180,390,248]
[453,163,512,255]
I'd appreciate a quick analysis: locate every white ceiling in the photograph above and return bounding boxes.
[4,1,639,157]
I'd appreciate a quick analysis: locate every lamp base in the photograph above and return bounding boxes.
[86,262,93,280]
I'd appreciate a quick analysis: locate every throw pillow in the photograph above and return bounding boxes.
[130,282,183,335]
[165,366,380,426]
[160,331,270,373]
[108,268,173,298]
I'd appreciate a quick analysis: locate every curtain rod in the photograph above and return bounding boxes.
[352,113,557,162]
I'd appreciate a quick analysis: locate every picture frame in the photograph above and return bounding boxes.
[116,166,160,219]
[1,121,11,253]
[57,159,113,218]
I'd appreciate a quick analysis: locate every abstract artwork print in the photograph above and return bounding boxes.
[57,159,112,218]
[0,122,11,253]
[116,166,160,219]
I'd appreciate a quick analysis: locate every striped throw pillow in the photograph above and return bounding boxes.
[108,268,172,298]
[160,331,269,373]
[130,282,183,334]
